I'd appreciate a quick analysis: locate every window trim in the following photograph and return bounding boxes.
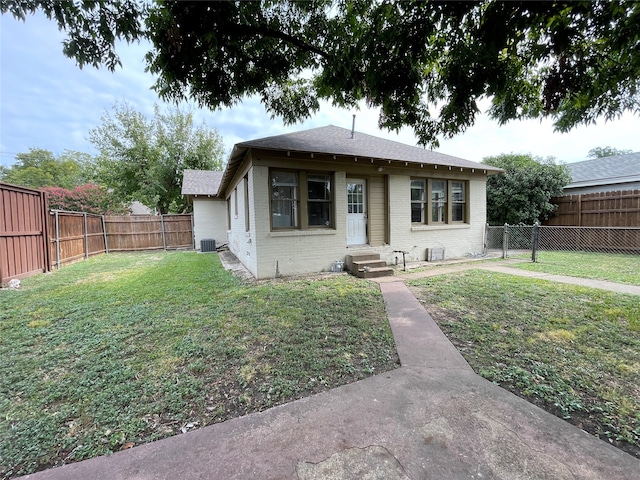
[269,169,335,231]
[410,179,426,223]
[411,178,469,226]
[244,175,250,232]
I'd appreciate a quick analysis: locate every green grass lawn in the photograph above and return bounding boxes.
[513,251,640,285]
[407,270,640,458]
[0,252,398,478]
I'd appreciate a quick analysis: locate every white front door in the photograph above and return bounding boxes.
[346,179,367,245]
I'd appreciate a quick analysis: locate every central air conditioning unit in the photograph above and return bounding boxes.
[201,239,216,253]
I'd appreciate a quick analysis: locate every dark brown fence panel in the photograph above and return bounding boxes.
[546,190,640,227]
[0,182,50,283]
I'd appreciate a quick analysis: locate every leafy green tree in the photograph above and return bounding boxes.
[586,146,633,159]
[484,154,570,226]
[4,1,639,147]
[0,148,95,189]
[90,102,224,214]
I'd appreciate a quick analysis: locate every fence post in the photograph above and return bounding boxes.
[502,223,509,258]
[83,212,89,260]
[160,214,167,251]
[531,222,539,263]
[190,214,195,250]
[101,216,109,254]
[483,223,488,254]
[55,210,60,270]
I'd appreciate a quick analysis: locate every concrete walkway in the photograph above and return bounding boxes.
[21,261,640,479]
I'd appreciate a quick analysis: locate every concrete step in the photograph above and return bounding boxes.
[346,253,381,274]
[348,254,380,262]
[357,266,394,279]
[352,259,387,270]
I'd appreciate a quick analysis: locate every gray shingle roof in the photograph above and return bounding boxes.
[181,169,223,196]
[566,152,640,188]
[237,125,497,170]
[219,125,501,195]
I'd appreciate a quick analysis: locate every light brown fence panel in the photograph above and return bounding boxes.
[86,215,106,256]
[52,212,85,266]
[546,190,640,227]
[0,182,50,283]
[162,214,194,249]
[104,214,194,251]
[49,211,107,268]
[104,215,164,251]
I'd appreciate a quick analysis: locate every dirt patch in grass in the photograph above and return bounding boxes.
[408,270,640,459]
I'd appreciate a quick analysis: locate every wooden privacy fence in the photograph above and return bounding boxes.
[545,189,640,227]
[0,182,51,284]
[103,215,194,252]
[50,211,107,268]
[49,211,194,269]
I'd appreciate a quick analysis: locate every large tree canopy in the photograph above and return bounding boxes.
[4,1,640,147]
[0,148,94,189]
[484,154,570,226]
[90,102,224,214]
[587,146,633,158]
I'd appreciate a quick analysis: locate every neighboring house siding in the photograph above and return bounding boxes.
[564,181,640,195]
[193,198,227,249]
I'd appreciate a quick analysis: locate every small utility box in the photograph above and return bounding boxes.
[427,247,445,262]
[201,239,216,253]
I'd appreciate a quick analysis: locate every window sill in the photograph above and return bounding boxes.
[270,229,337,238]
[411,224,470,232]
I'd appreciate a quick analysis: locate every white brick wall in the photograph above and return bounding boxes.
[229,164,489,279]
[227,172,258,276]
[193,198,227,249]
[384,176,487,264]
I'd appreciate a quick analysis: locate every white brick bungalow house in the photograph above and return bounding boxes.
[193,125,502,279]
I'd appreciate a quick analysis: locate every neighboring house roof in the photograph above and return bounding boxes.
[565,152,640,192]
[181,169,224,196]
[220,125,502,195]
[130,200,153,215]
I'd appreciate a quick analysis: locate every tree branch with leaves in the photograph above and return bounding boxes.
[4,0,639,148]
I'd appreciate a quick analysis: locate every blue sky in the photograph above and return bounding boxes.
[2,11,639,170]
